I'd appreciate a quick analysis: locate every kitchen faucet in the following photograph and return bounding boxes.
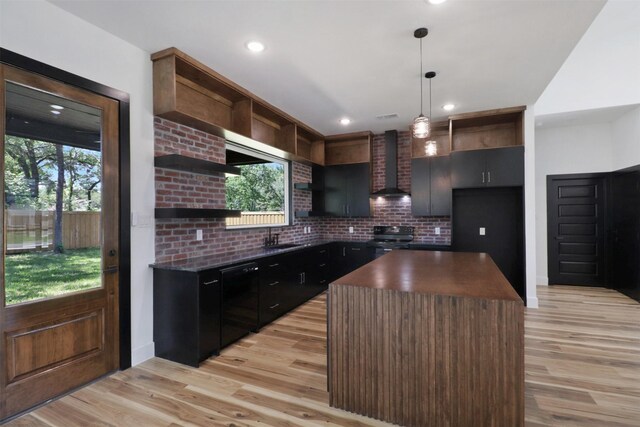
[264,227,279,247]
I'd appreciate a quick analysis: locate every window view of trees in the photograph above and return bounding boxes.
[4,136,102,305]
[225,163,285,212]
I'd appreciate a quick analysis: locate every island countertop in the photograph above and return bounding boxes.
[333,250,522,302]
[328,249,524,426]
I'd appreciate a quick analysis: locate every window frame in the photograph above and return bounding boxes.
[225,142,291,230]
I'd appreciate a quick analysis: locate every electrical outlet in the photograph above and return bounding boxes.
[479,227,486,236]
[308,226,311,234]
[435,227,441,235]
[349,226,354,234]
[196,229,203,241]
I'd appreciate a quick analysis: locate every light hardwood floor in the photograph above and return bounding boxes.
[6,286,640,426]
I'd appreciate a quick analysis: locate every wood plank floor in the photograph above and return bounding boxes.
[6,286,640,426]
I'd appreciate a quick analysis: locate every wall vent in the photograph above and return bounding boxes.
[376,113,399,120]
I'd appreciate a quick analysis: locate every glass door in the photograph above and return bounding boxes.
[0,64,119,420]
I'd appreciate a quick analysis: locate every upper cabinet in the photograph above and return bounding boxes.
[323,132,373,217]
[451,146,524,188]
[151,48,324,165]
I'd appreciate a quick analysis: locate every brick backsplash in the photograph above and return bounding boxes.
[154,118,451,263]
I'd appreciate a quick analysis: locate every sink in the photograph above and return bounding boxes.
[266,243,300,250]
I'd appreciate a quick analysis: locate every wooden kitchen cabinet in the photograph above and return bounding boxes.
[324,163,371,217]
[411,156,451,216]
[451,146,524,189]
[153,268,221,367]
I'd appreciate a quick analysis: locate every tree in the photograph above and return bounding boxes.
[226,163,284,211]
[54,144,65,253]
[4,136,55,208]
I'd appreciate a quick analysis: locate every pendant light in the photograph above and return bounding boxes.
[425,71,438,156]
[412,27,430,139]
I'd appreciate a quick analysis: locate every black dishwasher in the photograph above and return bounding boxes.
[220,262,259,347]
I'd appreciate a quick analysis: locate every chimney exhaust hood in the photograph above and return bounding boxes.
[371,130,411,198]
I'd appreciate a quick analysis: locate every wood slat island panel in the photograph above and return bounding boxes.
[328,250,524,427]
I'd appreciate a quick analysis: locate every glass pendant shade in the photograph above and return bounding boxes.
[412,114,430,139]
[425,140,438,156]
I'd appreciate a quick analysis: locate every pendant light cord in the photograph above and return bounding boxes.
[429,76,432,120]
[419,37,424,116]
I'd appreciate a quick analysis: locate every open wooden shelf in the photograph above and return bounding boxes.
[450,106,524,152]
[152,48,326,165]
[325,131,373,166]
[411,120,451,158]
[154,154,240,176]
[155,208,241,219]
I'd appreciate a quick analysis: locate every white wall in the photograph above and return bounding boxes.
[536,0,640,116]
[533,0,640,288]
[524,106,538,308]
[534,123,614,285]
[1,0,156,365]
[612,106,640,170]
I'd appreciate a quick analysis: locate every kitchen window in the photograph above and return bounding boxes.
[225,143,290,229]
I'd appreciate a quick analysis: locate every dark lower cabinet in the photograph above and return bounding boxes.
[331,242,375,280]
[153,268,221,367]
[153,242,374,367]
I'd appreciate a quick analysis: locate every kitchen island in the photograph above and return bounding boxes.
[328,250,524,427]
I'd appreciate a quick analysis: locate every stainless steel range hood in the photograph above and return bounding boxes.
[370,130,410,198]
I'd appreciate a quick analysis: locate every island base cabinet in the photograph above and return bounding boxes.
[328,284,524,427]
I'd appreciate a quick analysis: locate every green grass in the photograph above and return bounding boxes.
[5,248,101,305]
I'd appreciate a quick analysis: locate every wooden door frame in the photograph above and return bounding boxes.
[546,172,611,287]
[0,48,132,369]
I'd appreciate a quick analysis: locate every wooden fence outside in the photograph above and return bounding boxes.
[226,212,285,227]
[5,210,100,253]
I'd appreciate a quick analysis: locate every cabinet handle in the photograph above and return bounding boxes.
[488,171,491,183]
[342,247,346,256]
[319,280,327,284]
[319,263,326,267]
[351,247,361,251]
[319,250,326,254]
[203,279,218,285]
[269,303,280,310]
[482,172,485,183]
[268,281,279,286]
[268,263,279,268]
[303,272,306,283]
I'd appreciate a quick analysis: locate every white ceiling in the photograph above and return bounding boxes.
[49,0,606,135]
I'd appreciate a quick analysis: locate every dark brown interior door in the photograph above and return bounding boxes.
[547,175,606,286]
[0,65,119,420]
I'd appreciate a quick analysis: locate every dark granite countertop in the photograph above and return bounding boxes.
[150,239,451,273]
[150,239,342,272]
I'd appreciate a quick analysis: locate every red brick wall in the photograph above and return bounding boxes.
[322,130,451,244]
[154,118,321,263]
[154,118,451,263]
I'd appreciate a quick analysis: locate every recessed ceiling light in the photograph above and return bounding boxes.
[339,118,351,125]
[442,104,455,111]
[50,104,64,110]
[50,110,61,115]
[428,0,447,4]
[246,41,265,53]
